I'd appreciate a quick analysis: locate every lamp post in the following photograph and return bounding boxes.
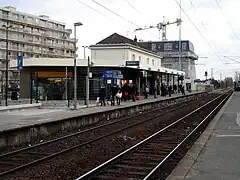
[73,22,83,110]
[82,46,89,106]
[86,56,90,108]
[2,23,12,106]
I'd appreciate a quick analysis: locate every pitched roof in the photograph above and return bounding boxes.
[96,33,139,46]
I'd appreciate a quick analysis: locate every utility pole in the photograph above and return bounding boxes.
[86,56,90,108]
[2,23,12,106]
[82,46,89,106]
[65,66,68,107]
[178,0,182,71]
[211,68,213,79]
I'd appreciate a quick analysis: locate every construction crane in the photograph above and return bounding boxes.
[134,16,182,41]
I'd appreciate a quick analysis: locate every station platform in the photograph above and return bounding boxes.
[167,91,239,180]
[0,91,207,150]
[0,92,201,132]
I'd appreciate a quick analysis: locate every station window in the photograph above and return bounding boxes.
[132,54,135,61]
[139,56,141,61]
[147,58,149,64]
[152,59,155,65]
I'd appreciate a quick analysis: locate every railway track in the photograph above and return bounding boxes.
[75,91,232,180]
[0,93,216,178]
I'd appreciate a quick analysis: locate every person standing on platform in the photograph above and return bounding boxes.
[99,85,106,106]
[153,85,157,98]
[168,85,172,97]
[116,89,122,105]
[144,85,149,99]
[131,83,136,101]
[110,84,118,106]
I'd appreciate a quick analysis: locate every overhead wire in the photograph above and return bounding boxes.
[123,0,143,15]
[75,0,111,19]
[174,0,224,63]
[189,0,222,59]
[224,56,240,64]
[214,0,240,40]
[91,0,159,39]
[92,0,139,27]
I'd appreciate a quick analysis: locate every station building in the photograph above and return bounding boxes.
[10,33,185,100]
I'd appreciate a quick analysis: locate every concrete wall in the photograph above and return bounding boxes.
[91,48,128,66]
[0,92,206,150]
[192,84,208,91]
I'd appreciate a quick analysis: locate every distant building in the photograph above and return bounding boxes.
[10,33,185,99]
[90,33,162,72]
[139,40,198,91]
[0,6,75,86]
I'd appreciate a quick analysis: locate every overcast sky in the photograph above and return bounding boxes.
[1,0,240,80]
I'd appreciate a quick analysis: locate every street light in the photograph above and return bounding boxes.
[82,46,90,107]
[2,23,12,106]
[73,22,83,110]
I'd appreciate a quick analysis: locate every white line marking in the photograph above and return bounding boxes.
[216,135,240,137]
[236,113,240,126]
[36,118,52,122]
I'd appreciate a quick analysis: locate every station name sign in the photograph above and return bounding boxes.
[126,61,140,66]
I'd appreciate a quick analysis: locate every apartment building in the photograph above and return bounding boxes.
[139,40,198,91]
[0,6,76,84]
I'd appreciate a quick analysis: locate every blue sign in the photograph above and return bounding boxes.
[102,70,123,79]
[104,70,112,74]
[17,56,23,70]
[113,74,123,79]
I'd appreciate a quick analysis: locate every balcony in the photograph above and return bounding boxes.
[0,14,71,33]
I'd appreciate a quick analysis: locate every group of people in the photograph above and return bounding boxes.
[98,83,138,106]
[98,82,185,106]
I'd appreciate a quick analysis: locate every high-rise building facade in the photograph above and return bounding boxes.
[140,40,198,91]
[0,6,75,84]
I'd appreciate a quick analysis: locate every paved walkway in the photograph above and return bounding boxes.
[167,91,239,180]
[0,92,201,132]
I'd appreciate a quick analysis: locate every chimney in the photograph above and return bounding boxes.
[134,35,137,42]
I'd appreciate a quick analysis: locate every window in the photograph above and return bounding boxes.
[139,56,141,61]
[132,54,135,61]
[164,43,172,51]
[151,44,156,51]
[22,44,25,47]
[182,43,187,51]
[152,59,154,65]
[147,58,149,64]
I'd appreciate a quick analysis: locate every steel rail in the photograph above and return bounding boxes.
[0,93,208,177]
[75,91,231,180]
[0,94,189,158]
[143,91,232,179]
